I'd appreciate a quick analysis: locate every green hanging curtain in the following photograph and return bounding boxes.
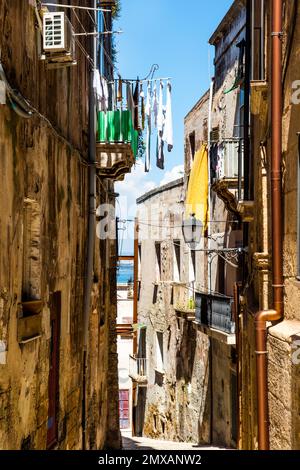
[97,110,138,158]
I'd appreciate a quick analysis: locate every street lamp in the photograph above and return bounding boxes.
[182,214,203,251]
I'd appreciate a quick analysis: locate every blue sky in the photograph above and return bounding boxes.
[114,0,233,253]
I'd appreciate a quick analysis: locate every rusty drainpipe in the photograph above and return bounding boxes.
[255,0,284,451]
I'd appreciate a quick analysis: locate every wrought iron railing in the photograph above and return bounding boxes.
[129,355,147,380]
[210,138,244,201]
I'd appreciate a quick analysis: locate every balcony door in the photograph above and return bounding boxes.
[47,292,61,449]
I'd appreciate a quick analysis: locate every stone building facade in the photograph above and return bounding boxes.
[239,0,300,450]
[132,0,247,449]
[0,1,121,450]
[134,178,212,444]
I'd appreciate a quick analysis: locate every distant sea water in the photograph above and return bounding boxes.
[117,261,134,285]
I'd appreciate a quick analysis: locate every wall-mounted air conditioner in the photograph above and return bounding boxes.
[42,12,76,68]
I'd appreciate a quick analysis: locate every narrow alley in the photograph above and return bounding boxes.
[0,0,300,461]
[121,432,225,451]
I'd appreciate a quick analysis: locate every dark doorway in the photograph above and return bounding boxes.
[47,291,61,449]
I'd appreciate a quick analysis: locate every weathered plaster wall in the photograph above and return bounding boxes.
[184,91,209,175]
[136,30,244,444]
[0,1,120,450]
[137,179,211,445]
[242,0,300,450]
[185,3,244,448]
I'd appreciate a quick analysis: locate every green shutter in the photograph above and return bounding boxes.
[97,110,138,159]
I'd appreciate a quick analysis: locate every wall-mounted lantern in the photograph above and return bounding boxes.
[182,214,203,251]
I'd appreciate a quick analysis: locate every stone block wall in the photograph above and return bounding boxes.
[0,1,120,450]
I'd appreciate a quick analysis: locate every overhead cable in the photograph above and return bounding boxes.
[41,3,110,12]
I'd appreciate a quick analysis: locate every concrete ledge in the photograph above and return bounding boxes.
[128,373,148,386]
[192,321,236,345]
[268,320,300,343]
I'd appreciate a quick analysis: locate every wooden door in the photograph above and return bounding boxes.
[119,389,130,429]
[47,292,61,449]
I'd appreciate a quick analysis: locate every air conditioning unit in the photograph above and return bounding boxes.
[42,12,77,68]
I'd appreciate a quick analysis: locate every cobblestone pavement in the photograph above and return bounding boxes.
[122,431,227,450]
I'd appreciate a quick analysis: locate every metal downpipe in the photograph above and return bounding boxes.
[255,0,284,451]
[82,0,97,450]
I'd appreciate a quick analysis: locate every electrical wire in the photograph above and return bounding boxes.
[41,3,110,13]
[0,59,91,167]
[180,282,233,300]
[33,0,43,31]
[69,7,96,69]
[137,220,237,228]
[72,7,88,35]
[98,39,120,76]
[151,279,233,301]
[74,36,94,68]
[87,9,97,28]
[25,101,90,167]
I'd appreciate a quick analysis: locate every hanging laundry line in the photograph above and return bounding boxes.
[94,60,173,174]
[74,30,123,36]
[108,77,172,85]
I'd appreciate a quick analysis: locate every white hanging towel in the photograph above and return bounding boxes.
[93,69,102,110]
[162,81,173,152]
[157,81,164,132]
[101,77,109,112]
[126,82,135,115]
[93,70,109,112]
[156,81,165,169]
[152,81,158,128]
[145,81,152,172]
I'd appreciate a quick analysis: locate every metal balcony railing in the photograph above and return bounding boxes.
[211,138,243,182]
[210,138,245,209]
[96,110,137,181]
[195,292,235,335]
[129,355,147,385]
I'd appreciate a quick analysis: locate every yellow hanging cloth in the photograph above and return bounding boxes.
[185,144,209,232]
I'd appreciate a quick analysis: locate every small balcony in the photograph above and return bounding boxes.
[195,292,236,344]
[173,283,195,321]
[96,110,138,181]
[211,139,243,215]
[129,355,147,385]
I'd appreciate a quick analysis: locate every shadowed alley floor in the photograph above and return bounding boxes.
[122,431,227,450]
